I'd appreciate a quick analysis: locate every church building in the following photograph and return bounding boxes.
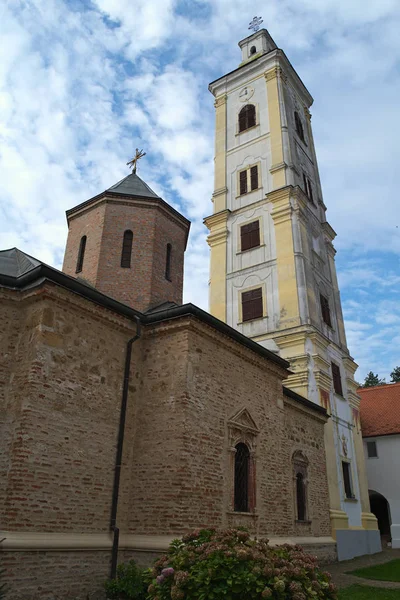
[205,27,380,560]
[0,27,380,600]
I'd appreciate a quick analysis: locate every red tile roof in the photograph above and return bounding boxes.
[359,382,400,437]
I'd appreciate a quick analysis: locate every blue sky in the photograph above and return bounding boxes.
[1,0,400,383]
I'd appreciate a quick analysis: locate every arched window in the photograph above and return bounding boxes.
[238,104,256,133]
[293,451,308,521]
[121,230,133,268]
[296,473,306,521]
[294,111,305,142]
[234,443,250,512]
[76,235,87,273]
[165,243,172,281]
[250,45,257,55]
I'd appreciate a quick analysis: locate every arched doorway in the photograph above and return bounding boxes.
[369,490,391,546]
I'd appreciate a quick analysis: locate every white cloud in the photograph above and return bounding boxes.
[1,0,400,379]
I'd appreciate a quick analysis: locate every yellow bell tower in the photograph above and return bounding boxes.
[204,28,380,560]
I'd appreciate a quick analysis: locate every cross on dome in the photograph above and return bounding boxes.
[126,148,146,174]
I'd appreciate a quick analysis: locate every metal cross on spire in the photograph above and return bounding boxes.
[248,16,263,33]
[127,148,146,174]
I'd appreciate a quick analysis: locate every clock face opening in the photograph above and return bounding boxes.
[239,86,254,102]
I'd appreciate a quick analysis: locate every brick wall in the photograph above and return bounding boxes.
[62,196,188,312]
[1,284,332,599]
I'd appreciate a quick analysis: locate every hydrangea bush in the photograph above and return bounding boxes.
[146,528,337,600]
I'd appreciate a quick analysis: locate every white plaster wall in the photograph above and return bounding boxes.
[364,435,400,548]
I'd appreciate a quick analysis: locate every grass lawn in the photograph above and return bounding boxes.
[348,559,400,582]
[338,584,400,599]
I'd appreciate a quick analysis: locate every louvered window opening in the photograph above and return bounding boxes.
[239,104,256,133]
[239,170,248,195]
[241,221,260,252]
[234,443,250,512]
[165,243,172,281]
[320,294,332,327]
[242,287,263,322]
[239,166,258,196]
[332,362,343,396]
[296,473,306,521]
[250,165,258,190]
[121,230,133,268]
[76,235,87,273]
[294,111,305,142]
[342,462,353,498]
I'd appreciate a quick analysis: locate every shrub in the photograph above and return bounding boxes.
[146,528,337,600]
[105,560,149,600]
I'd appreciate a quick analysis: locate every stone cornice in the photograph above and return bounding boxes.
[214,94,227,108]
[322,221,337,242]
[203,209,230,230]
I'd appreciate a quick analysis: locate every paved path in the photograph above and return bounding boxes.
[326,548,400,589]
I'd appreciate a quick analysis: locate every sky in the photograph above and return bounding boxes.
[1,0,400,383]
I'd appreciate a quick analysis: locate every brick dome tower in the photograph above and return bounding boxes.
[62,169,190,312]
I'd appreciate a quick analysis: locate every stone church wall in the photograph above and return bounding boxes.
[1,285,333,599]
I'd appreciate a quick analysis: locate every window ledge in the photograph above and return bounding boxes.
[227,510,258,518]
[334,392,345,400]
[236,124,259,136]
[236,244,265,255]
[344,497,358,503]
[295,520,312,524]
[235,186,263,199]
[238,316,268,325]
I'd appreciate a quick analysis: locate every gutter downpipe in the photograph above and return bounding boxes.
[110,315,142,579]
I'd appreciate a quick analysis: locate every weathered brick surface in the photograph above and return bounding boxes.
[62,196,188,312]
[1,283,332,599]
[2,551,108,600]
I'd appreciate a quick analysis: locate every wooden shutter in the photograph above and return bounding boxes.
[331,362,343,396]
[239,170,248,195]
[241,220,260,251]
[320,294,332,327]
[250,165,258,190]
[76,235,87,273]
[239,104,256,132]
[242,287,263,322]
[121,230,133,268]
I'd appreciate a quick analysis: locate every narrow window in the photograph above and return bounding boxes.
[331,362,343,396]
[239,170,248,195]
[320,294,332,327]
[234,443,250,512]
[250,45,257,55]
[121,230,133,268]
[165,243,172,281]
[242,287,263,322]
[342,461,354,498]
[76,235,87,274]
[367,441,378,458]
[303,173,308,194]
[250,165,258,190]
[307,179,314,203]
[241,220,260,252]
[294,111,305,142]
[238,104,256,133]
[296,473,306,521]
